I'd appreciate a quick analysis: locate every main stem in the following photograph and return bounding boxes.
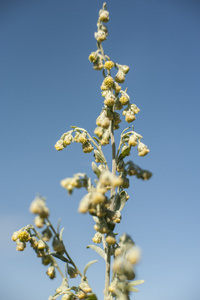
[104,117,117,300]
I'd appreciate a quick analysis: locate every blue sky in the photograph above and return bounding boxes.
[0,0,200,299]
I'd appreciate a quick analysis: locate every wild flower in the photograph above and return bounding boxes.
[12,3,151,300]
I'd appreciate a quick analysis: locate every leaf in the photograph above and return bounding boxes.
[128,280,145,287]
[129,287,139,292]
[57,218,62,234]
[114,191,127,212]
[87,245,106,260]
[91,162,101,177]
[59,227,64,241]
[85,294,98,300]
[83,260,98,277]
[50,253,69,263]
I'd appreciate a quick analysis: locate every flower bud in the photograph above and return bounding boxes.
[119,91,130,105]
[16,240,26,251]
[82,141,94,153]
[12,231,19,242]
[93,59,104,70]
[17,231,31,242]
[52,237,64,253]
[128,135,138,147]
[115,70,125,83]
[104,60,114,70]
[67,266,78,278]
[75,291,86,300]
[120,65,130,74]
[78,193,92,214]
[47,266,56,279]
[88,51,98,63]
[99,10,109,22]
[79,280,92,294]
[101,117,110,129]
[34,216,45,228]
[92,232,102,244]
[37,239,46,250]
[94,126,104,138]
[103,76,114,88]
[125,246,141,264]
[63,134,73,146]
[42,255,52,266]
[55,140,65,151]
[92,192,106,204]
[106,233,116,246]
[42,228,52,242]
[30,236,38,248]
[78,132,87,144]
[138,142,150,156]
[125,112,136,123]
[95,30,107,42]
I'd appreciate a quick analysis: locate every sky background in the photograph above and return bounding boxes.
[0,0,200,299]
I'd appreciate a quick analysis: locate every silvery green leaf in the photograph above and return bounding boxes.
[59,227,64,241]
[87,245,106,260]
[57,218,62,234]
[115,191,127,212]
[83,260,98,277]
[91,162,101,177]
[118,146,131,161]
[128,279,145,287]
[128,287,139,292]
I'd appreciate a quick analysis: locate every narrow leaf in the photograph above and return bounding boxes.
[115,191,127,212]
[129,287,139,292]
[83,260,98,277]
[128,280,145,287]
[59,227,64,241]
[87,245,106,260]
[91,162,101,177]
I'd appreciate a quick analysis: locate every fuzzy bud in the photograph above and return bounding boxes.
[125,112,136,123]
[47,266,56,279]
[17,231,31,242]
[12,231,19,242]
[16,240,26,251]
[125,246,141,265]
[52,237,64,253]
[82,141,94,153]
[55,140,65,151]
[138,142,150,156]
[106,233,117,246]
[128,135,138,147]
[92,232,102,244]
[34,216,45,228]
[95,30,107,43]
[115,70,125,83]
[99,9,109,23]
[104,60,114,70]
[67,266,78,278]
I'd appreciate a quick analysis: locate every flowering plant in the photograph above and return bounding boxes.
[12,3,151,300]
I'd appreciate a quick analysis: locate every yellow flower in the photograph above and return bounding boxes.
[55,140,64,151]
[17,231,31,242]
[104,60,114,70]
[103,76,114,88]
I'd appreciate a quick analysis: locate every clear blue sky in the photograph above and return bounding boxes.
[1,0,200,299]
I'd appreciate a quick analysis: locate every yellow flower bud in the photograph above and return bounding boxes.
[94,127,104,138]
[103,76,114,88]
[106,233,116,246]
[101,117,110,129]
[99,10,109,23]
[46,266,56,279]
[82,141,94,153]
[17,231,31,242]
[34,216,45,228]
[125,246,141,264]
[88,52,98,63]
[37,239,46,250]
[16,240,26,251]
[92,192,106,204]
[11,231,19,242]
[104,60,114,70]
[125,112,136,123]
[128,135,138,147]
[115,70,125,83]
[92,232,102,244]
[138,142,150,156]
[55,140,65,151]
[78,132,87,144]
